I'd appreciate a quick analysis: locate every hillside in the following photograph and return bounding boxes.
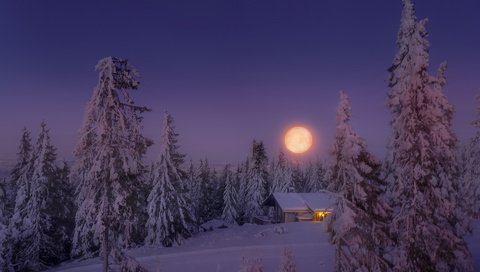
[52,221,334,272]
[51,220,480,272]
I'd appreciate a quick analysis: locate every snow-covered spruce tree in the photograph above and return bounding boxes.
[291,164,307,193]
[306,161,327,192]
[222,165,238,224]
[246,140,268,222]
[239,257,263,272]
[196,159,224,224]
[49,160,75,263]
[10,122,73,270]
[71,57,152,260]
[185,160,200,226]
[235,160,249,225]
[197,159,215,224]
[1,128,33,271]
[211,168,225,219]
[387,1,473,271]
[0,182,9,271]
[145,112,192,247]
[6,128,33,218]
[461,96,480,219]
[279,248,296,272]
[327,92,392,272]
[270,151,294,193]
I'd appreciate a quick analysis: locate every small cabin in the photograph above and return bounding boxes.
[264,192,335,223]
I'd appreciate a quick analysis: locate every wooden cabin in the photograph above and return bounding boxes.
[264,192,335,223]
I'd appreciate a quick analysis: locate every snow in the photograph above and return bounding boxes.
[272,193,307,212]
[50,222,334,272]
[299,192,335,212]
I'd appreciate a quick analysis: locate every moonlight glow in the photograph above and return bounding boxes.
[284,126,313,154]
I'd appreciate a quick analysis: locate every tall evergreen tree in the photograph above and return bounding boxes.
[388,1,472,270]
[246,140,268,222]
[461,96,480,219]
[49,160,75,264]
[270,151,294,193]
[306,161,327,192]
[235,160,249,225]
[0,180,9,271]
[222,165,237,224]
[291,164,307,193]
[185,160,200,226]
[2,128,33,271]
[10,122,72,270]
[197,159,217,224]
[6,128,33,218]
[211,168,225,219]
[196,161,224,224]
[145,112,192,247]
[327,92,393,272]
[71,57,152,261]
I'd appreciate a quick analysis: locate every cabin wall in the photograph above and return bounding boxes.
[274,202,282,223]
[284,212,297,223]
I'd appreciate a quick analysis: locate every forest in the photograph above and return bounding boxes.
[0,0,479,271]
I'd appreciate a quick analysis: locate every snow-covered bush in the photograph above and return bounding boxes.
[279,248,296,272]
[239,256,263,272]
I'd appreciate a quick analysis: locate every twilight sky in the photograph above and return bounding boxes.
[1,0,479,165]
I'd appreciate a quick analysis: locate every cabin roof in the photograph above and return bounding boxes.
[270,191,335,212]
[299,192,335,211]
[272,193,308,212]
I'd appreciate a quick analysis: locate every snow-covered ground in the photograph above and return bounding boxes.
[51,221,334,272]
[51,220,480,272]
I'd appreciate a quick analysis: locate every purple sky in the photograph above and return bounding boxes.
[1,0,479,165]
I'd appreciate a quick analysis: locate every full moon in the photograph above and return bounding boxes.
[284,126,313,154]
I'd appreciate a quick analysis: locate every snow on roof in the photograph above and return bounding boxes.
[299,192,336,212]
[272,193,309,212]
[272,191,336,212]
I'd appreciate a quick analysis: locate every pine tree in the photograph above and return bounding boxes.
[197,159,222,224]
[10,122,72,270]
[388,1,472,270]
[145,112,192,247]
[239,257,263,272]
[222,165,237,224]
[306,161,327,192]
[2,128,33,271]
[291,164,307,193]
[49,161,75,263]
[246,140,268,222]
[270,151,294,193]
[235,160,249,225]
[211,168,225,219]
[327,92,392,272]
[6,128,33,218]
[185,160,200,226]
[71,57,152,261]
[0,181,9,271]
[461,96,480,219]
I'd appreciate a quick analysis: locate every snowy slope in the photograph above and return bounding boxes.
[50,220,480,272]
[51,222,334,272]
